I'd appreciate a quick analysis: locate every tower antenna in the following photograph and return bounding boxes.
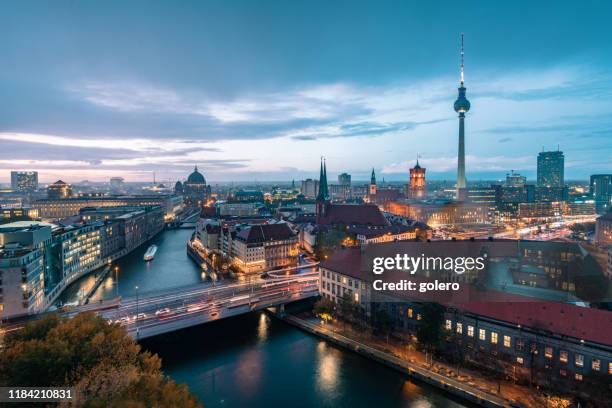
[460,33,465,85]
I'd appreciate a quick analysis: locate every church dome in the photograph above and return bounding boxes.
[187,166,206,184]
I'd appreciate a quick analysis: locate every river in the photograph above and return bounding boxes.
[61,229,470,408]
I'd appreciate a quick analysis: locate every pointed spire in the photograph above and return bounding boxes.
[370,168,376,185]
[460,33,465,86]
[194,165,198,172]
[317,157,329,201]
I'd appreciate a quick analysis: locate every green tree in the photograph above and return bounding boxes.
[0,313,202,408]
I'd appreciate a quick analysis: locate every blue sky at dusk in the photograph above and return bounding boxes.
[1,0,611,182]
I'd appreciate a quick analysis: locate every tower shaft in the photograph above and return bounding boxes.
[457,113,466,189]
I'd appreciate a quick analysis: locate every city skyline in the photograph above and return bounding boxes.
[2,1,612,182]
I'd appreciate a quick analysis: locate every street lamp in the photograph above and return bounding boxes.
[135,285,140,339]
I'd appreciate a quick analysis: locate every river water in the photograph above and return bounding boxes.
[62,229,470,408]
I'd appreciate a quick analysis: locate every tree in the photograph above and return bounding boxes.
[0,313,202,408]
[374,308,392,343]
[416,302,445,363]
[313,297,335,322]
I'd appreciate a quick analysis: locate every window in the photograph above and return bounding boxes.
[559,351,568,364]
[467,325,474,337]
[479,328,486,341]
[407,308,413,318]
[609,362,612,375]
[503,335,511,348]
[516,356,524,365]
[354,293,359,302]
[456,323,463,334]
[491,332,498,344]
[516,339,525,351]
[575,373,583,381]
[445,319,452,330]
[592,359,600,371]
[575,354,584,368]
[545,346,553,359]
[416,314,422,321]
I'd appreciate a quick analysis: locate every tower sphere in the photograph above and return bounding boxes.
[454,87,471,113]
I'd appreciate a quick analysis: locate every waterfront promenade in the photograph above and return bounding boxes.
[276,313,549,408]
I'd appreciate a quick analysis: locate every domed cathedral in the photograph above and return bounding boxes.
[183,165,211,208]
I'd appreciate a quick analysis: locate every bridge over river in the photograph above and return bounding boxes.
[2,272,319,343]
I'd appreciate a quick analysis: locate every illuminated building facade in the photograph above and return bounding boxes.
[33,194,182,219]
[590,174,612,214]
[537,150,564,188]
[409,160,426,198]
[0,223,51,319]
[183,166,211,208]
[10,171,38,192]
[596,212,612,246]
[232,223,298,274]
[386,200,489,227]
[47,180,72,199]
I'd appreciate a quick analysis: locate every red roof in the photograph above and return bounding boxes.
[318,204,388,226]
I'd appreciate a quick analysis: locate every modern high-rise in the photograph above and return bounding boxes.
[453,34,470,200]
[338,173,351,186]
[10,171,38,192]
[537,150,564,187]
[590,174,612,214]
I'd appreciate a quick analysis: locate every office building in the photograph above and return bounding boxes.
[0,223,52,318]
[537,150,564,187]
[505,170,526,187]
[301,178,319,199]
[10,171,38,192]
[338,173,351,186]
[596,212,612,246]
[590,174,612,214]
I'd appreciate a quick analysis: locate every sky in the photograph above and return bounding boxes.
[1,0,612,183]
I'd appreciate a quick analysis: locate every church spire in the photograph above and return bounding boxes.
[317,157,329,201]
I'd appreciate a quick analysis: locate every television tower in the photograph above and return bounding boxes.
[454,33,471,200]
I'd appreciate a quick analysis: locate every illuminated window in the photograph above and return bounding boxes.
[516,356,524,365]
[479,328,486,341]
[545,347,553,359]
[575,354,583,367]
[445,319,452,330]
[609,362,612,375]
[575,373,583,381]
[503,335,511,348]
[491,332,498,344]
[559,350,568,363]
[467,325,474,337]
[456,323,463,334]
[592,359,600,371]
[416,314,422,321]
[407,308,413,318]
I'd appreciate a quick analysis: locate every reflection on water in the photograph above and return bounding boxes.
[316,341,340,394]
[257,313,269,342]
[142,312,471,408]
[59,229,204,304]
